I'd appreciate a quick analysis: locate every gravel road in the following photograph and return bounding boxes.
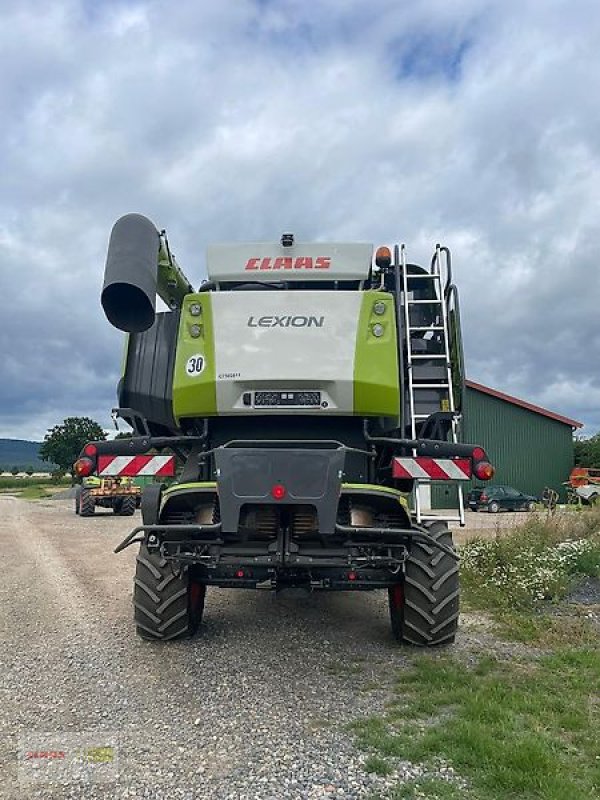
[0,496,492,800]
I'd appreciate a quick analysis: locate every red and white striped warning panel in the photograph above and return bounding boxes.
[98,455,176,477]
[393,457,472,481]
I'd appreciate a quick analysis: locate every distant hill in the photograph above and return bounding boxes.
[0,439,57,472]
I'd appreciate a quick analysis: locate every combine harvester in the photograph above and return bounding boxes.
[75,214,494,644]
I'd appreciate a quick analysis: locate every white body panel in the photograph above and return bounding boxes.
[211,291,362,414]
[206,242,372,282]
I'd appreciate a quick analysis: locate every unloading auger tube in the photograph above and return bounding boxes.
[79,214,495,645]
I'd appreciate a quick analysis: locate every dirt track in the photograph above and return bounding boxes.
[0,496,504,800]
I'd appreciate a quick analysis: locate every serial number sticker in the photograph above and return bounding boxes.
[186,354,205,376]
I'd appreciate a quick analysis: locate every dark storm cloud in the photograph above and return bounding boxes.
[1,0,599,438]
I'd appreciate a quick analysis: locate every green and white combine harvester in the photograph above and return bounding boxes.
[75,215,494,644]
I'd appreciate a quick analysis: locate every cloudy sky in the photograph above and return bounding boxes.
[1,0,599,440]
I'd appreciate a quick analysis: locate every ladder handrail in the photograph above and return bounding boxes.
[397,243,465,526]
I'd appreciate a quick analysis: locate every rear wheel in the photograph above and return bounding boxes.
[79,489,95,517]
[119,495,137,516]
[134,544,206,640]
[488,501,500,513]
[112,498,123,515]
[527,501,536,512]
[388,521,459,646]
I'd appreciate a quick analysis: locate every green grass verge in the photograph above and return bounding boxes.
[353,649,600,800]
[351,512,600,799]
[17,484,58,500]
[461,510,600,611]
[0,476,70,490]
[0,477,71,500]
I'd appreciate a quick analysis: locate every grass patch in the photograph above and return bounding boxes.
[17,484,57,500]
[491,609,599,648]
[0,476,70,490]
[353,515,600,798]
[0,477,70,500]
[364,754,393,776]
[390,778,469,799]
[353,649,600,800]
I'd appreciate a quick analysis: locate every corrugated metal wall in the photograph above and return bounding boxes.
[432,386,575,507]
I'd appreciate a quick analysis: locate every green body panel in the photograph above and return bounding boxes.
[342,483,409,510]
[160,482,407,508]
[157,242,193,310]
[160,481,217,513]
[163,481,217,495]
[172,294,218,421]
[353,292,400,418]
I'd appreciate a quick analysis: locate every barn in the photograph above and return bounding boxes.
[431,379,583,508]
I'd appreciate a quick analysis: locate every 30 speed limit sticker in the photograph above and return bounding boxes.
[185,354,205,376]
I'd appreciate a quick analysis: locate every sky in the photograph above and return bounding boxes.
[1,0,600,440]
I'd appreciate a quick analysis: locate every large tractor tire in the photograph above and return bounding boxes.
[133,544,206,640]
[119,495,137,516]
[74,486,81,515]
[79,489,96,517]
[388,521,459,646]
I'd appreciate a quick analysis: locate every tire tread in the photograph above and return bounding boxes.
[133,545,205,641]
[388,521,459,647]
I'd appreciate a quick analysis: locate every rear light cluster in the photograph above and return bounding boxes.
[74,442,98,478]
[472,447,495,482]
[74,457,94,477]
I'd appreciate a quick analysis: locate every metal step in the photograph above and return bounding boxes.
[408,299,443,305]
[410,354,448,360]
[409,326,445,331]
[414,514,465,526]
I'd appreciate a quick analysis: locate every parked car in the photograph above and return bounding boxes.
[468,485,538,513]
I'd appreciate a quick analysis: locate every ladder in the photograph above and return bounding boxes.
[399,244,465,526]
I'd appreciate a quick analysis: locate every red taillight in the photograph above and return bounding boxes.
[74,457,94,477]
[474,461,495,481]
[472,447,486,462]
[271,484,286,500]
[348,571,357,581]
[84,443,97,457]
[235,569,245,578]
[480,494,488,502]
